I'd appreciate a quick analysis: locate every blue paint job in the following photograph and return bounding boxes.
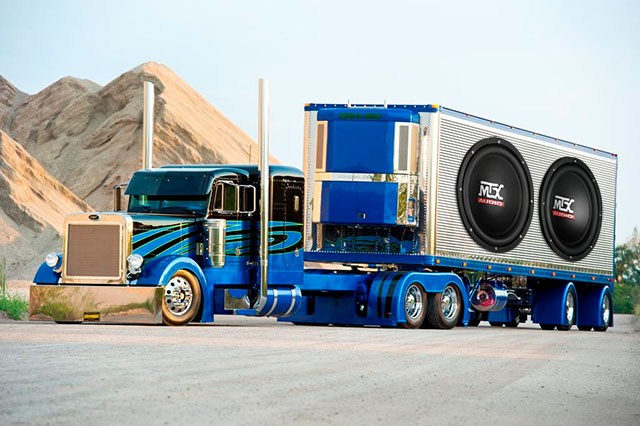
[304,251,614,284]
[576,285,613,328]
[321,181,398,225]
[137,255,213,323]
[317,108,420,123]
[281,271,469,327]
[33,254,62,284]
[486,308,518,324]
[532,281,577,327]
[326,120,395,173]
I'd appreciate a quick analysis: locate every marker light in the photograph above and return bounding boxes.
[45,252,59,268]
[127,254,144,274]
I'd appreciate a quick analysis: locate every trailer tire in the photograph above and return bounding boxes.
[162,269,202,326]
[556,289,576,331]
[425,284,462,329]
[578,325,592,331]
[593,293,611,332]
[539,323,555,330]
[401,283,427,329]
[490,322,504,327]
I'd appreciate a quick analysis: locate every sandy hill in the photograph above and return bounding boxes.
[1,62,272,211]
[0,130,91,280]
[0,62,275,281]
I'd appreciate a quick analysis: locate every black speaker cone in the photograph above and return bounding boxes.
[539,157,601,261]
[457,137,533,252]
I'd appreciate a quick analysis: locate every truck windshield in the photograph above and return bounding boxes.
[128,195,208,216]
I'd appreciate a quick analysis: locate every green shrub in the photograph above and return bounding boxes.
[0,257,29,320]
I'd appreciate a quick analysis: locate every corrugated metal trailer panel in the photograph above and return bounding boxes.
[432,109,616,275]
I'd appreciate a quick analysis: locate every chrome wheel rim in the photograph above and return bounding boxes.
[164,276,194,316]
[405,284,423,320]
[441,286,458,321]
[565,292,575,324]
[602,295,610,325]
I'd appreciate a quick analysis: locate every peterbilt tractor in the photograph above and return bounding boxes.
[29,80,617,331]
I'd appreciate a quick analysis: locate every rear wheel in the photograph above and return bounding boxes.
[578,325,592,331]
[425,284,462,329]
[593,293,611,332]
[489,322,504,327]
[556,290,576,331]
[540,323,555,330]
[162,270,201,326]
[400,283,426,329]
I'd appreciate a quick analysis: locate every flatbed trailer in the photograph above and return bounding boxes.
[29,82,617,331]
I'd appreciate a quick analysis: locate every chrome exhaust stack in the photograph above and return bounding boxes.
[142,81,154,169]
[253,78,269,312]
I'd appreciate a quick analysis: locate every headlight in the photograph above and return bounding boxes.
[45,252,59,268]
[127,254,144,274]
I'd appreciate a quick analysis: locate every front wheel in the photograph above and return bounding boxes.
[162,270,202,326]
[425,284,462,329]
[400,283,427,329]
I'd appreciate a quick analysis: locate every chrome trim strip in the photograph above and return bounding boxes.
[314,172,415,183]
[264,288,278,316]
[142,81,154,169]
[281,288,299,317]
[426,110,441,256]
[254,78,269,312]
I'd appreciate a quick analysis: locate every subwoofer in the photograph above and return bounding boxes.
[456,137,533,252]
[539,157,602,261]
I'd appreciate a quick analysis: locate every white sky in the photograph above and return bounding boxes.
[1,0,638,242]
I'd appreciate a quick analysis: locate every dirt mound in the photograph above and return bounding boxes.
[2,62,272,211]
[0,130,91,279]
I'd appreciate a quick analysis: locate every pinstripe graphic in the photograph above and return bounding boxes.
[376,273,391,318]
[132,224,183,249]
[384,274,403,318]
[133,225,198,253]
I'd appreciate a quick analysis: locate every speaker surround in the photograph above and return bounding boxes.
[456,137,534,253]
[539,157,602,261]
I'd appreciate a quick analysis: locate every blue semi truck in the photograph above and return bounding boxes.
[29,81,617,331]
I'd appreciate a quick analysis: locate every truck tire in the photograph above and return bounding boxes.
[162,270,202,326]
[539,324,555,330]
[425,284,462,329]
[593,293,611,332]
[400,283,427,329]
[556,289,576,331]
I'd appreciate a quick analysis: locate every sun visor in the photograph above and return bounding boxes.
[125,171,215,196]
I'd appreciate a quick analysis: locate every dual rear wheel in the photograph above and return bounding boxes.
[401,283,462,329]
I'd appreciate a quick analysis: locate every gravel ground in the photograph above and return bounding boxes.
[0,315,638,426]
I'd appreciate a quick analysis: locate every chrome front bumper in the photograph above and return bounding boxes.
[29,284,163,324]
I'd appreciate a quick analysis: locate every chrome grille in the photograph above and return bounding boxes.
[66,224,121,278]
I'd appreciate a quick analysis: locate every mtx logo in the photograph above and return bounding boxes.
[553,195,575,220]
[477,180,504,207]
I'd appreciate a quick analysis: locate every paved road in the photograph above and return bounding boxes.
[1,316,639,426]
